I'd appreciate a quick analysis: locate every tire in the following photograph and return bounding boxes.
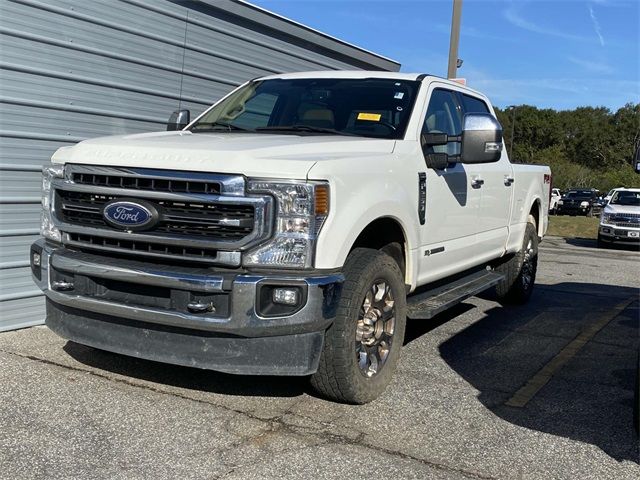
[310,248,407,404]
[597,234,606,249]
[495,222,538,304]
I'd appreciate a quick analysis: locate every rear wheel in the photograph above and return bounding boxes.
[495,222,538,304]
[310,248,406,404]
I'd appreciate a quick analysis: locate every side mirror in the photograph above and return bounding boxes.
[420,134,452,170]
[167,109,190,131]
[460,113,503,164]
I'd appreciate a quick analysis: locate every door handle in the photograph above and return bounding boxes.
[504,176,515,186]
[471,178,484,188]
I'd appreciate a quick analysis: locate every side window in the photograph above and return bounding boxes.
[461,94,490,114]
[422,89,462,155]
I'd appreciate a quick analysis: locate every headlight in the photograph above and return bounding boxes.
[41,164,64,242]
[557,200,563,205]
[580,201,589,207]
[601,213,612,224]
[244,180,330,268]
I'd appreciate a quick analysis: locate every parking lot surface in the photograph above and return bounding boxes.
[1,236,638,479]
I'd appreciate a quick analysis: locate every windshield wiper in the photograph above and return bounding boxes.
[191,122,252,132]
[255,125,356,136]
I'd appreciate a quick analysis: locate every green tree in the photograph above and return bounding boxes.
[493,103,639,190]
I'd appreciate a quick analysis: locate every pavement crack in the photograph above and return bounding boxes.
[0,349,278,424]
[2,348,498,480]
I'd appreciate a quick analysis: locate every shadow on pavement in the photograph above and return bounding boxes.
[63,279,639,461]
[404,303,475,346]
[562,237,597,248]
[564,237,640,252]
[63,341,310,398]
[438,282,639,463]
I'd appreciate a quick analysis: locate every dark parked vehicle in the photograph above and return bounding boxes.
[556,188,600,216]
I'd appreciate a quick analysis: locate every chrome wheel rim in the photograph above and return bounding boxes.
[355,280,395,378]
[521,238,536,290]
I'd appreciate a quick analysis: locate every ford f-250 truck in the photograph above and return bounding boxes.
[31,71,551,403]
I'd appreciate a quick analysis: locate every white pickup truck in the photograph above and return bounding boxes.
[32,71,550,403]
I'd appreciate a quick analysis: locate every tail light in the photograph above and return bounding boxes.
[544,173,552,205]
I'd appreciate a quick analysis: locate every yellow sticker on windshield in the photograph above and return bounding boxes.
[357,113,382,121]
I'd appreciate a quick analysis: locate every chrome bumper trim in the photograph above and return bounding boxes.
[51,250,225,293]
[33,240,343,337]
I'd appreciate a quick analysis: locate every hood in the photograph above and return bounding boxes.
[604,203,640,215]
[52,130,396,180]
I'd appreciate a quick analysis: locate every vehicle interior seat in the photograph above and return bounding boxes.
[299,106,335,129]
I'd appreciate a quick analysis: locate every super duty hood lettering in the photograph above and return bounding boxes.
[53,131,395,179]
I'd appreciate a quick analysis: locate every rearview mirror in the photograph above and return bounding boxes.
[460,113,503,164]
[167,109,190,131]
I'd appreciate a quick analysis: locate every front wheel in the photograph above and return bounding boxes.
[310,248,406,404]
[495,222,539,304]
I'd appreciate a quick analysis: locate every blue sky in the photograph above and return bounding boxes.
[251,0,639,111]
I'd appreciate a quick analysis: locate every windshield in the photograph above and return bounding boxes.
[610,190,640,206]
[564,190,593,199]
[189,78,421,139]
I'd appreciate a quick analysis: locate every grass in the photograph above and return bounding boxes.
[547,215,600,239]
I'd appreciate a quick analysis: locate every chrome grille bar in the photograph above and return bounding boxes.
[52,165,273,265]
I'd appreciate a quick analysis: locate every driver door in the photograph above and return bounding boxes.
[417,86,482,284]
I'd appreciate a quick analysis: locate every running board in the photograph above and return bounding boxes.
[407,269,504,320]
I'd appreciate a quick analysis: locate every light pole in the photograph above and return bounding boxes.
[447,0,463,79]
[507,105,517,161]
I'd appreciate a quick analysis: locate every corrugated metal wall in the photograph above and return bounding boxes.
[0,0,398,331]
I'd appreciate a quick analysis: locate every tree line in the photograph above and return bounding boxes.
[493,103,640,192]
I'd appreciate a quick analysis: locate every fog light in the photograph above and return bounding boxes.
[272,288,299,306]
[32,252,41,267]
[602,228,610,233]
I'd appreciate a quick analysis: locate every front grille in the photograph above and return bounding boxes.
[72,172,221,194]
[67,232,221,261]
[57,190,254,240]
[52,166,271,266]
[609,213,640,228]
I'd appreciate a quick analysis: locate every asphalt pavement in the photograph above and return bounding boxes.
[0,236,638,479]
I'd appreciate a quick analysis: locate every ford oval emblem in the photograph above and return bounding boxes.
[103,200,158,231]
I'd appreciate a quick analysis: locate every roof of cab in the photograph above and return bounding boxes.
[255,71,488,98]
[612,187,640,192]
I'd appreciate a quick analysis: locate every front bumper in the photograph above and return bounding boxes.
[557,205,590,215]
[599,225,640,245]
[30,239,343,375]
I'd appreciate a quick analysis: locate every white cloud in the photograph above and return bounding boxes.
[588,5,605,46]
[567,56,613,74]
[503,4,593,43]
[457,63,637,110]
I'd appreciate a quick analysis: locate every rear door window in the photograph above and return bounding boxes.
[461,94,490,114]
